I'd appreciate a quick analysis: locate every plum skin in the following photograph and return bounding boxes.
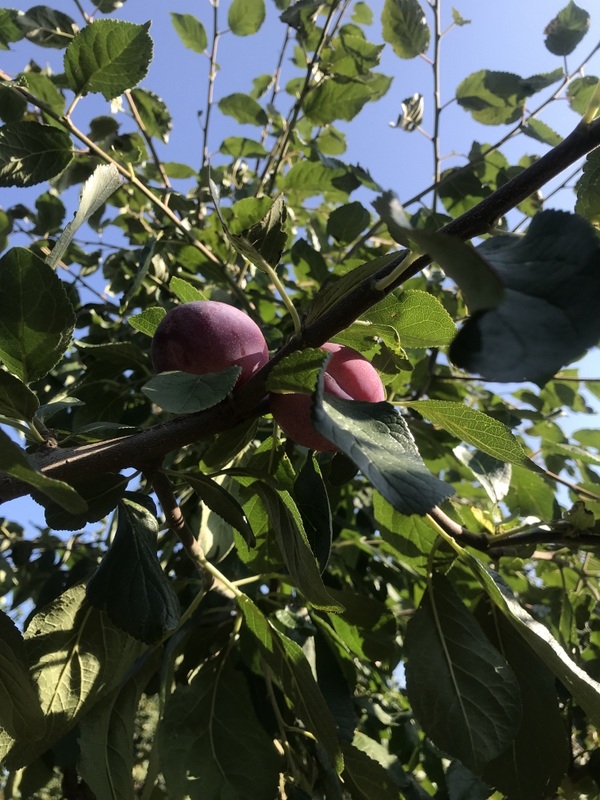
[270,342,385,452]
[151,301,269,385]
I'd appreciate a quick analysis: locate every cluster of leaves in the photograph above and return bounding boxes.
[0,0,600,798]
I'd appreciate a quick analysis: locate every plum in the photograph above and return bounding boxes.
[270,342,385,452]
[151,301,269,385]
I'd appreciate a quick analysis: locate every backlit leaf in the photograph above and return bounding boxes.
[228,0,266,35]
[381,0,430,59]
[544,1,590,55]
[0,121,72,187]
[170,12,207,53]
[0,611,44,742]
[16,5,77,48]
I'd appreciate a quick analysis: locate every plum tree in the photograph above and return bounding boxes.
[151,300,269,385]
[270,343,385,452]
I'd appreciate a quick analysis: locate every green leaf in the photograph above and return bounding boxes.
[0,610,44,742]
[238,595,343,773]
[477,600,569,800]
[160,657,282,800]
[0,248,75,382]
[294,455,332,573]
[239,193,288,267]
[347,733,430,799]
[454,447,512,504]
[78,651,159,800]
[575,149,600,226]
[373,492,439,569]
[228,0,266,35]
[129,88,172,143]
[567,75,599,114]
[0,429,86,513]
[34,473,126,531]
[218,93,268,125]
[220,136,268,158]
[521,119,563,147]
[365,289,456,349]
[544,1,590,56]
[0,8,24,49]
[303,73,392,124]
[169,276,208,303]
[326,201,370,243]
[252,482,343,611]
[404,400,535,469]
[381,0,430,59]
[313,386,454,515]
[267,348,329,394]
[0,121,72,187]
[170,12,207,53]
[405,572,521,773]
[183,471,255,546]
[456,70,529,125]
[341,741,406,800]
[86,498,180,643]
[16,6,77,48]
[128,306,166,337]
[3,585,145,770]
[141,366,241,414]
[449,211,600,382]
[0,370,39,421]
[64,19,153,99]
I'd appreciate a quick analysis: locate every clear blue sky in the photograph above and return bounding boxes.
[1,0,599,531]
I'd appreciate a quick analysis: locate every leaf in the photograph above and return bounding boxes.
[341,741,404,800]
[404,400,534,469]
[0,121,72,187]
[241,193,288,267]
[0,248,75,382]
[267,348,329,394]
[34,473,126,531]
[0,370,39,421]
[16,5,78,48]
[544,1,590,56]
[0,429,86,513]
[228,0,266,35]
[294,455,332,573]
[169,276,208,303]
[567,75,599,115]
[373,492,440,569]
[326,201,370,243]
[0,9,24,49]
[220,136,268,158]
[130,88,172,143]
[576,148,600,226]
[453,447,512,504]
[238,595,343,773]
[302,73,392,125]
[183,471,255,546]
[449,211,600,382]
[404,572,521,773]
[47,164,124,267]
[170,12,207,53]
[477,599,570,800]
[0,610,44,742]
[381,0,430,59]
[141,366,241,414]
[252,482,343,611]
[364,289,456,349]
[521,119,563,147]
[348,733,431,800]
[462,554,600,731]
[3,586,145,770]
[78,651,159,800]
[218,93,268,126]
[86,498,180,643]
[313,383,454,515]
[64,19,153,100]
[128,306,166,337]
[159,658,282,800]
[456,70,530,126]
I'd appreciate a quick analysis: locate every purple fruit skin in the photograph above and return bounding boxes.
[151,301,269,385]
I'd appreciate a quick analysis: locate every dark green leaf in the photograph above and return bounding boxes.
[243,194,288,267]
[183,471,255,546]
[0,122,72,187]
[16,5,77,48]
[0,370,39,421]
[405,572,521,773]
[0,428,86,513]
[228,0,266,35]
[456,70,528,125]
[294,454,332,572]
[160,657,282,800]
[170,12,207,52]
[141,366,241,414]
[341,741,403,800]
[0,8,24,49]
[575,148,600,226]
[381,0,430,59]
[303,73,392,124]
[449,211,600,382]
[86,498,180,643]
[129,88,172,143]
[0,610,44,742]
[313,383,454,515]
[64,19,153,99]
[0,84,26,123]
[218,93,268,125]
[521,119,563,147]
[34,473,126,531]
[326,201,370,243]
[544,1,590,55]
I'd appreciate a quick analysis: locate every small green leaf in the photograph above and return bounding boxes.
[313,382,454,515]
[169,276,208,303]
[379,289,457,348]
[228,0,266,35]
[141,366,241,414]
[405,400,534,469]
[170,12,207,53]
[294,455,332,573]
[0,429,86,513]
[0,371,39,421]
[86,498,180,643]
[405,572,522,773]
[0,121,72,187]
[544,1,590,56]
[327,201,370,243]
[456,70,528,126]
[128,306,166,337]
[0,248,75,382]
[567,75,599,114]
[64,19,153,99]
[303,73,392,124]
[220,136,268,158]
[129,88,172,143]
[34,473,126,531]
[218,93,268,125]
[183,471,255,546]
[575,149,600,226]
[521,119,563,147]
[267,348,329,394]
[381,0,430,59]
[16,6,78,48]
[0,8,24,49]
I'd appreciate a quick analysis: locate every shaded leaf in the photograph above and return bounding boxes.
[575,148,600,226]
[141,366,241,414]
[0,8,24,49]
[0,370,39,421]
[16,5,77,48]
[456,70,530,125]
[327,201,370,243]
[34,473,126,531]
[404,572,521,773]
[64,19,152,99]
[294,454,332,573]
[129,88,172,143]
[0,121,72,187]
[86,498,180,643]
[381,0,430,59]
[183,471,255,546]
[544,1,590,56]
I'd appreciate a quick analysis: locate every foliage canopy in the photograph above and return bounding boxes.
[1,0,600,798]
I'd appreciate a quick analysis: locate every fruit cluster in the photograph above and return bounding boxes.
[151,301,385,452]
